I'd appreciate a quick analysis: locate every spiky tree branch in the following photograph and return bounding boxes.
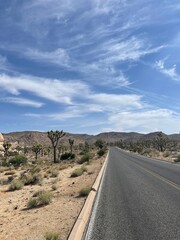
[47,130,66,163]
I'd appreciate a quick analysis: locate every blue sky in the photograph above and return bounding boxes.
[0,0,180,134]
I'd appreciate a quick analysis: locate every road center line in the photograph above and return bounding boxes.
[133,162,180,191]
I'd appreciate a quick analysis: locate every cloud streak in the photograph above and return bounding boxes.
[1,97,43,108]
[155,60,180,82]
[0,73,89,104]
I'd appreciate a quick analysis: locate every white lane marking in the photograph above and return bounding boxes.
[84,152,109,240]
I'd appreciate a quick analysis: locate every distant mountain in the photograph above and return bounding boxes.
[2,131,180,147]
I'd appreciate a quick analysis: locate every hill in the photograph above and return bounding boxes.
[2,131,180,147]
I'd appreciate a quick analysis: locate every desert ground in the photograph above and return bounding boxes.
[0,155,105,240]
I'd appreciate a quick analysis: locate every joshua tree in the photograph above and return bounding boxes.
[3,142,11,160]
[154,132,168,152]
[47,130,66,163]
[69,139,74,154]
[32,143,42,160]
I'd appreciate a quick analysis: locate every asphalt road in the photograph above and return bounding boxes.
[84,147,180,240]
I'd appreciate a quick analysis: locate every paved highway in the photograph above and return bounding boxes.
[84,147,180,240]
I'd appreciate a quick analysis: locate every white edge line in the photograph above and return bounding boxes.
[84,151,109,240]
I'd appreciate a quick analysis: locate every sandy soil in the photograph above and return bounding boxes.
[0,157,105,240]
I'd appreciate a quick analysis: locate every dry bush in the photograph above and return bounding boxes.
[21,173,42,185]
[27,190,53,208]
[50,169,59,178]
[79,187,91,197]
[45,231,60,240]
[70,166,87,178]
[8,179,24,191]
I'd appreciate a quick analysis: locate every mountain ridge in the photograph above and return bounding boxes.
[2,131,180,146]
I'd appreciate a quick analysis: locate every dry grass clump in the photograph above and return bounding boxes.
[21,173,42,185]
[51,184,57,191]
[45,231,60,240]
[77,154,90,164]
[27,190,53,208]
[70,166,87,178]
[8,179,24,191]
[50,169,59,178]
[79,187,91,197]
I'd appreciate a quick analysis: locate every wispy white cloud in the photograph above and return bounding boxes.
[99,37,164,64]
[24,48,69,66]
[0,73,90,104]
[25,93,144,121]
[89,93,143,112]
[0,55,12,71]
[155,60,180,82]
[108,109,180,133]
[1,97,43,108]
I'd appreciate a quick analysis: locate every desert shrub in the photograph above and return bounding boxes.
[45,231,60,240]
[77,154,90,164]
[50,170,59,178]
[37,191,53,205]
[60,152,75,160]
[79,187,91,197]
[51,179,58,184]
[27,198,38,208]
[27,190,53,208]
[8,179,24,191]
[97,149,106,157]
[9,155,27,167]
[70,166,87,178]
[174,155,180,162]
[52,184,57,191]
[29,166,41,174]
[32,190,45,197]
[22,173,42,185]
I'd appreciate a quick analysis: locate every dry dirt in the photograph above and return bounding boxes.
[0,156,105,240]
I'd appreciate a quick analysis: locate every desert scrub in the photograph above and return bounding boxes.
[29,166,41,174]
[70,166,87,178]
[21,173,42,185]
[50,169,59,178]
[52,184,57,191]
[27,198,38,208]
[77,154,90,164]
[27,190,53,208]
[45,231,60,240]
[8,179,24,191]
[9,155,27,167]
[97,148,106,157]
[79,187,91,197]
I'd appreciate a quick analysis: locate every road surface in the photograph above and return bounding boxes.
[84,147,180,240]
